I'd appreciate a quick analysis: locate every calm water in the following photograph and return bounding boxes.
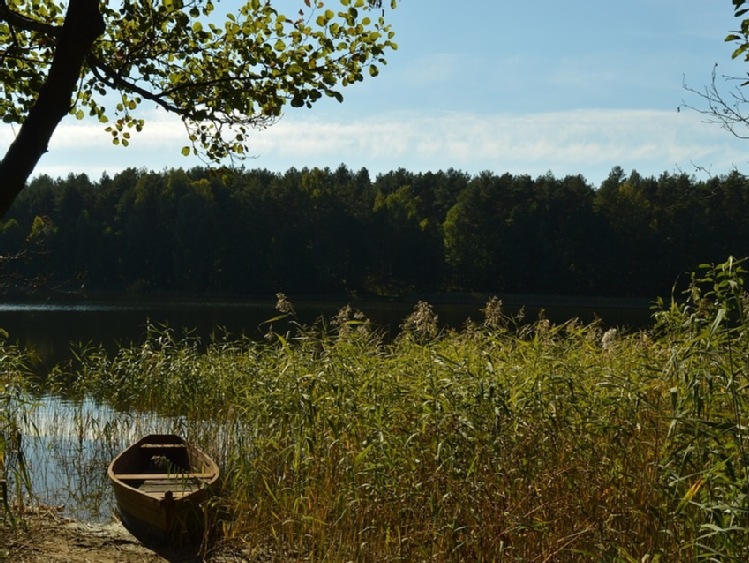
[14,394,244,524]
[14,396,163,523]
[0,295,654,368]
[3,295,652,523]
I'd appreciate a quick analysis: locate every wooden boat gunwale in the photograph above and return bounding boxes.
[107,434,219,544]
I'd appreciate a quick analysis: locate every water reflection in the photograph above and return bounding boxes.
[4,297,653,523]
[17,394,250,524]
[20,396,178,523]
[0,297,654,369]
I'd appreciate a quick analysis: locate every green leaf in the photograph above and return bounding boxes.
[732,45,748,59]
[290,94,305,107]
[10,0,399,166]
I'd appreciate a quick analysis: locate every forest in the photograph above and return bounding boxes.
[1,164,748,300]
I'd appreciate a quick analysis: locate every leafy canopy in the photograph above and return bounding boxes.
[728,1,749,69]
[0,0,398,161]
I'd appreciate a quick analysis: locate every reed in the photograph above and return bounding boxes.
[653,257,749,561]
[7,258,749,560]
[0,338,35,529]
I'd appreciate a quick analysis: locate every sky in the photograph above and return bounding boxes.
[5,0,749,188]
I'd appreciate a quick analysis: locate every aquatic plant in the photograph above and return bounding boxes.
[654,257,749,560]
[24,258,749,559]
[0,338,34,529]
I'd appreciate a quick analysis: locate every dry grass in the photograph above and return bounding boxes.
[4,259,749,560]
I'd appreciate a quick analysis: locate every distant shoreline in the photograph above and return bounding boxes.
[0,287,653,310]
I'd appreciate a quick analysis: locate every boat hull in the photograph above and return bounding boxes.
[107,434,220,545]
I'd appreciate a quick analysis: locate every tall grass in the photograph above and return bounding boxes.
[7,258,749,560]
[654,257,749,561]
[0,337,35,529]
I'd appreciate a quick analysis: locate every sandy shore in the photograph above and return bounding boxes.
[1,507,278,562]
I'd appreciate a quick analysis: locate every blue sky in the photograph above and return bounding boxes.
[6,0,749,187]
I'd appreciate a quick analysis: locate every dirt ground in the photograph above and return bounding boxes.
[0,507,281,563]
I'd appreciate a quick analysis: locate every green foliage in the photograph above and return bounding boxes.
[48,303,667,559]
[654,257,749,559]
[729,1,749,62]
[5,165,749,299]
[6,258,749,558]
[0,338,34,528]
[0,0,397,161]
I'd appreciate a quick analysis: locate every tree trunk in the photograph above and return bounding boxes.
[0,0,105,218]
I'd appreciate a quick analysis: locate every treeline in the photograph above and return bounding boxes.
[1,164,748,299]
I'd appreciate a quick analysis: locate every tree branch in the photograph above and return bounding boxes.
[0,0,61,38]
[681,63,749,140]
[87,55,190,116]
[88,53,277,125]
[0,0,105,217]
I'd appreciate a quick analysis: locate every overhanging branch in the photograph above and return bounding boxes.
[0,0,104,218]
[0,0,61,38]
[681,63,749,140]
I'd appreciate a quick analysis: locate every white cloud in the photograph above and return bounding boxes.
[7,106,746,186]
[247,108,748,181]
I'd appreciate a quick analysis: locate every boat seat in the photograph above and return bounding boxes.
[115,472,214,480]
[139,443,188,449]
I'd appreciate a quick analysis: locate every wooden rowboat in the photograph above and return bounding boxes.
[107,434,220,544]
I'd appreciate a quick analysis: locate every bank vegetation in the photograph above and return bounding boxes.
[2,259,749,560]
[2,166,749,299]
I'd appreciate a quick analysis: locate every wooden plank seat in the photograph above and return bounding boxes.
[115,472,215,480]
[139,443,188,449]
[131,479,206,496]
[140,488,201,499]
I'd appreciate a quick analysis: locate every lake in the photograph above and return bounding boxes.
[3,294,653,524]
[0,294,654,368]
[0,294,655,369]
